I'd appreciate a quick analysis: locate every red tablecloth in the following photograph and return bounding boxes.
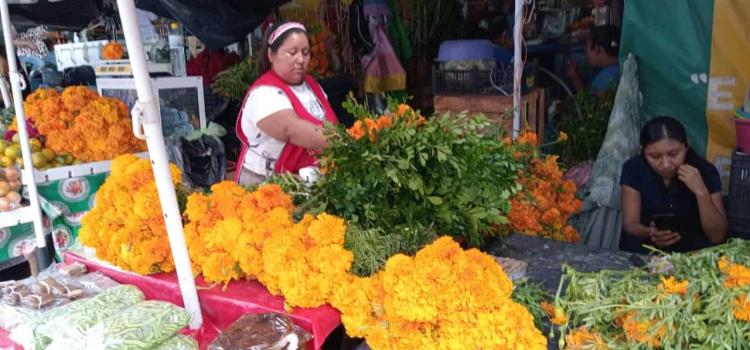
[62,252,341,350]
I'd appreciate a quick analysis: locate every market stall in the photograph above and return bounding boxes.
[2,1,749,350]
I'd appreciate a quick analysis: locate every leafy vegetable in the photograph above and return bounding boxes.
[210,58,259,102]
[556,239,750,349]
[555,90,615,167]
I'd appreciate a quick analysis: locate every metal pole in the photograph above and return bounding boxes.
[512,0,525,137]
[0,0,51,269]
[116,0,203,329]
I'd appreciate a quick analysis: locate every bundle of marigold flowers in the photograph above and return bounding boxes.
[330,236,547,350]
[504,131,582,242]
[183,181,295,284]
[183,181,353,308]
[23,86,145,162]
[555,239,750,349]
[79,154,182,274]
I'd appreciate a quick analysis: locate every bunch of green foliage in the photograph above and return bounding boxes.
[210,58,259,102]
[295,96,520,274]
[555,90,615,167]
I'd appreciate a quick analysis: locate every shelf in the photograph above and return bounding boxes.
[0,205,34,229]
[18,152,149,184]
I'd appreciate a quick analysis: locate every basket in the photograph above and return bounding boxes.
[432,62,537,96]
[728,151,750,239]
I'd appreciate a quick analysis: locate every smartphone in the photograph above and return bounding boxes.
[651,213,676,231]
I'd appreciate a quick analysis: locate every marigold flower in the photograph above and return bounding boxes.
[376,115,393,130]
[719,257,750,288]
[733,295,750,321]
[660,275,689,296]
[558,131,569,142]
[79,155,181,275]
[565,327,608,350]
[347,120,365,140]
[541,301,568,325]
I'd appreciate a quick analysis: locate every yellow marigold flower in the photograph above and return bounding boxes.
[734,295,750,322]
[559,131,569,142]
[565,327,608,350]
[80,155,181,275]
[540,301,568,325]
[660,275,689,296]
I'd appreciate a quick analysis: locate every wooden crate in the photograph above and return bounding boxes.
[433,88,545,138]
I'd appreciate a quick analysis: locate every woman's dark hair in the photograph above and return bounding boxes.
[256,21,310,73]
[589,25,620,57]
[640,116,688,148]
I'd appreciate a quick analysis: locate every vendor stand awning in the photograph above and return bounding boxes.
[136,0,290,50]
[8,0,102,30]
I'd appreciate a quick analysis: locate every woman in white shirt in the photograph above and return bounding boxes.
[235,21,338,185]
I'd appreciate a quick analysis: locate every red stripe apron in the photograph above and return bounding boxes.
[234,70,338,182]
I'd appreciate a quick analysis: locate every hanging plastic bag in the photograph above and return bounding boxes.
[165,136,192,187]
[180,122,227,187]
[207,313,312,350]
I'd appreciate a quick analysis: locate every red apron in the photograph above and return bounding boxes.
[234,71,338,182]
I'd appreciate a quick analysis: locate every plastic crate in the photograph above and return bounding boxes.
[728,151,750,239]
[432,62,537,96]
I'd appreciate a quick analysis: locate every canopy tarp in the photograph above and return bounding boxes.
[9,0,102,30]
[136,0,290,50]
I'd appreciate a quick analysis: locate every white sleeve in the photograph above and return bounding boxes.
[242,85,294,126]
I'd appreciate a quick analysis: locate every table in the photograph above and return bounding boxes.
[485,234,646,294]
[61,252,341,350]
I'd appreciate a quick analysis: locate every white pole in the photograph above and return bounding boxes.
[512,0,524,137]
[0,0,47,249]
[116,0,203,329]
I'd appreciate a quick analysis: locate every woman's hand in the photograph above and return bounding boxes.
[565,59,580,80]
[649,223,681,247]
[678,164,709,197]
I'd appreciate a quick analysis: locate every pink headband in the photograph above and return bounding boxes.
[268,22,307,45]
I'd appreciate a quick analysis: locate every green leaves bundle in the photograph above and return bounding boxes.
[301,97,520,274]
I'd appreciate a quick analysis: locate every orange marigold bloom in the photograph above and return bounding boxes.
[396,103,410,117]
[719,256,750,289]
[541,301,568,325]
[733,295,750,322]
[517,130,538,145]
[660,275,689,296]
[347,120,365,140]
[376,115,393,130]
[364,118,378,142]
[565,327,608,350]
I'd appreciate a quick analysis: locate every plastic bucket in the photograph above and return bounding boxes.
[735,115,750,153]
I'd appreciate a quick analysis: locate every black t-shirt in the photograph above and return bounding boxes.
[619,152,722,253]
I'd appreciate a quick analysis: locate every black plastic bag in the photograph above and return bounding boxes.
[136,0,290,50]
[181,135,226,188]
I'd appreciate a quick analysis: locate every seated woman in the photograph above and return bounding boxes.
[235,22,338,185]
[566,25,621,94]
[620,117,728,253]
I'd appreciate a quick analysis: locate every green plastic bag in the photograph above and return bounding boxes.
[85,300,190,350]
[39,285,145,350]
